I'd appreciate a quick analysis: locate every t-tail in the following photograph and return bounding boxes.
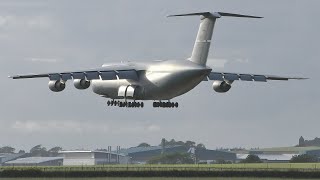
[168,12,262,66]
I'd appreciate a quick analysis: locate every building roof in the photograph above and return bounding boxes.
[196,149,236,160]
[120,145,182,155]
[0,153,25,163]
[59,150,127,157]
[5,157,63,164]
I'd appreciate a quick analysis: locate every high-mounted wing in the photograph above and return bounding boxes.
[8,65,139,81]
[208,71,307,93]
[208,72,307,82]
[8,65,141,92]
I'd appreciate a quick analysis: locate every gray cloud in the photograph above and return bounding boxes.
[25,58,62,63]
[0,0,318,151]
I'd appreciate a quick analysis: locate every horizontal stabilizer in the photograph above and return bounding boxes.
[217,12,263,18]
[168,11,263,19]
[167,12,212,17]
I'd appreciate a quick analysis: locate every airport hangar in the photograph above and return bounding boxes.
[60,150,130,165]
[0,153,25,166]
[4,157,63,166]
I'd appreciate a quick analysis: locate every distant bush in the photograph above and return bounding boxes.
[215,159,232,164]
[137,143,151,147]
[290,154,318,163]
[240,154,262,163]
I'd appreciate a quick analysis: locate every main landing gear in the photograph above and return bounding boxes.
[153,101,178,108]
[107,100,179,108]
[107,100,144,108]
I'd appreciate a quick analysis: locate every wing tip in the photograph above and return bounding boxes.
[286,77,309,80]
[296,77,309,80]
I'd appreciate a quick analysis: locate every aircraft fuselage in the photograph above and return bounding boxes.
[91,60,211,100]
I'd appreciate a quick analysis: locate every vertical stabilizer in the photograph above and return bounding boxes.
[190,15,216,66]
[168,12,262,66]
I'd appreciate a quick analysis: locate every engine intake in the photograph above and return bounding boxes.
[48,80,65,92]
[73,79,90,89]
[212,81,231,93]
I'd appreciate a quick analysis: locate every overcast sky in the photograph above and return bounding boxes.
[0,0,319,152]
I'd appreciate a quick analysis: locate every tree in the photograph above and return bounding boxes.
[175,141,185,146]
[30,145,48,157]
[137,143,151,147]
[167,139,176,146]
[48,147,63,157]
[18,150,25,154]
[240,154,262,163]
[157,138,207,150]
[0,146,15,153]
[185,141,196,148]
[147,152,194,164]
[290,154,318,163]
[196,143,206,150]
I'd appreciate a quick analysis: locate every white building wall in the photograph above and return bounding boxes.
[60,151,130,165]
[63,158,95,166]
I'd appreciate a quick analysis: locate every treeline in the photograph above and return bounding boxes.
[0,145,62,157]
[240,154,319,163]
[137,138,206,149]
[136,138,206,164]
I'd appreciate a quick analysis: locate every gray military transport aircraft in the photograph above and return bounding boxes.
[9,12,306,108]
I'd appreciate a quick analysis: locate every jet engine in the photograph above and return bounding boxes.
[48,80,65,92]
[212,81,231,93]
[73,79,90,89]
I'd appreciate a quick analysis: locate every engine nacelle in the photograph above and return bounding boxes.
[73,79,90,90]
[212,81,231,93]
[48,80,65,92]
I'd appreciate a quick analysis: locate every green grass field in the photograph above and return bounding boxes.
[1,164,320,178]
[1,163,320,172]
